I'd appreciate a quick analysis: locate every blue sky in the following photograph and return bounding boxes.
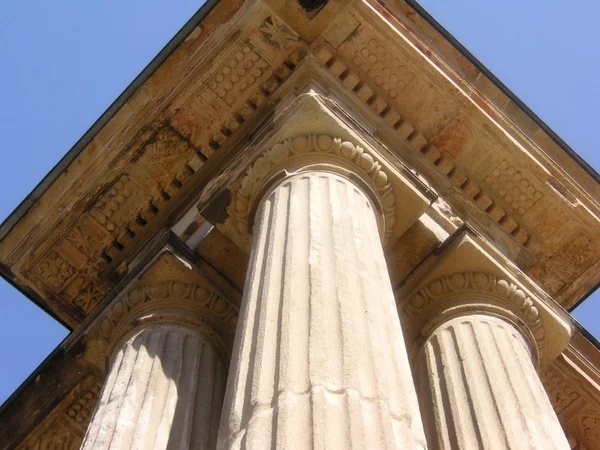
[0,0,598,406]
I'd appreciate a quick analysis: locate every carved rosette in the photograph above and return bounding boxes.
[403,271,545,362]
[258,15,299,53]
[99,281,237,360]
[229,134,396,248]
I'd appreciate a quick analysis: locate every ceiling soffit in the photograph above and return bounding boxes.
[0,0,597,325]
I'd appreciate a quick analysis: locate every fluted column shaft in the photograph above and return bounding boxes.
[81,324,226,450]
[417,314,569,449]
[219,171,426,449]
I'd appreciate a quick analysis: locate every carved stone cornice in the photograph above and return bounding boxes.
[315,45,540,254]
[99,281,235,361]
[0,4,309,328]
[230,134,396,247]
[397,231,572,367]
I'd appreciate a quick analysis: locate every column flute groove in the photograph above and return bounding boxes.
[418,314,569,449]
[81,325,226,450]
[219,171,427,449]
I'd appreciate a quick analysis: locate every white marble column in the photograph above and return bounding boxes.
[218,171,427,449]
[81,324,226,450]
[417,314,569,449]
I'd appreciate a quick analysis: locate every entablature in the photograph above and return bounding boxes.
[0,0,598,329]
[1,1,600,447]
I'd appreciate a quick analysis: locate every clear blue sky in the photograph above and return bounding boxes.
[0,0,598,406]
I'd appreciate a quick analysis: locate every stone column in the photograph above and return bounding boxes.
[218,171,427,449]
[81,324,226,449]
[417,310,569,449]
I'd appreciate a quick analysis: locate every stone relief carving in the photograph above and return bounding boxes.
[28,427,79,450]
[207,44,270,107]
[4,5,600,449]
[483,160,544,217]
[580,413,600,443]
[19,14,309,327]
[64,217,111,261]
[17,377,101,450]
[316,46,539,255]
[25,127,199,324]
[72,282,105,314]
[230,134,396,247]
[32,251,77,291]
[543,366,581,415]
[89,175,149,234]
[404,271,545,353]
[259,15,299,52]
[351,38,415,100]
[65,383,102,426]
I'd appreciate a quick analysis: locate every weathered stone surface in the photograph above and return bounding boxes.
[418,314,569,449]
[399,232,575,447]
[219,172,427,449]
[0,0,598,328]
[81,325,225,449]
[541,332,600,449]
[398,233,572,367]
[1,0,600,448]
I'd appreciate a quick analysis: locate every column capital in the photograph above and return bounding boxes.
[233,134,397,245]
[214,91,432,251]
[99,281,233,362]
[398,231,573,367]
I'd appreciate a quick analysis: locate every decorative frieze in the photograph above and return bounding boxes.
[28,426,79,450]
[483,160,544,217]
[3,5,600,450]
[539,346,600,449]
[351,38,415,100]
[580,412,600,443]
[90,175,150,234]
[71,281,105,314]
[314,45,539,254]
[15,376,102,450]
[31,251,77,292]
[172,46,305,156]
[259,15,299,52]
[63,215,112,262]
[19,15,308,324]
[543,366,582,415]
[65,383,102,426]
[207,43,270,107]
[315,46,426,147]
